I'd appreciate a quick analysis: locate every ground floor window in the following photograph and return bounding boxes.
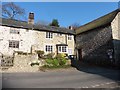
[9,40,19,48]
[58,46,67,53]
[45,45,53,52]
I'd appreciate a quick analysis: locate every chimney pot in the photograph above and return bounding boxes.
[68,26,73,30]
[28,12,34,24]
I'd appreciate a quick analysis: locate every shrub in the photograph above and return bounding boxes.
[45,58,53,67]
[36,50,44,58]
[45,58,59,67]
[55,53,67,66]
[43,53,68,68]
[45,53,54,59]
[55,53,64,60]
[52,59,59,67]
[59,58,67,66]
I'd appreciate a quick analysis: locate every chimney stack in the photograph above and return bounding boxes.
[68,26,73,30]
[28,12,34,24]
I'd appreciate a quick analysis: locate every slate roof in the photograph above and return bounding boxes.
[0,18,75,35]
[76,9,120,35]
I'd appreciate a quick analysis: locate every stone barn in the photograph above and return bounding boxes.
[75,9,120,67]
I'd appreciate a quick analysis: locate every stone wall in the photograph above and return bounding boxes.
[0,26,75,56]
[111,12,120,67]
[0,26,34,56]
[7,54,39,72]
[76,24,113,64]
[33,30,75,55]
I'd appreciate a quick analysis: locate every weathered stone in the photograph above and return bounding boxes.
[76,25,113,62]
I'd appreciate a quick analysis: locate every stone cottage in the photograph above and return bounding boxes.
[0,13,75,57]
[76,9,120,66]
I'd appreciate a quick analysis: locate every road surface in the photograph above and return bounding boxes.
[2,67,120,88]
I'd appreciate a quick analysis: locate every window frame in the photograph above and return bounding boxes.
[45,45,53,52]
[46,32,53,39]
[57,33,62,36]
[68,35,72,40]
[58,46,67,53]
[10,28,20,34]
[9,40,19,48]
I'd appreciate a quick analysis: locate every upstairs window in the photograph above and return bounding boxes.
[46,45,53,52]
[46,32,53,38]
[9,40,19,48]
[68,35,72,40]
[57,33,62,36]
[10,28,20,34]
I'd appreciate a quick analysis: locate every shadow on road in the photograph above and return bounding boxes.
[71,59,120,81]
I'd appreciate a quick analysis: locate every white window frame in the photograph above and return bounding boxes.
[46,32,53,38]
[9,40,19,48]
[68,35,72,40]
[57,33,62,36]
[45,45,53,52]
[58,46,67,53]
[10,28,20,34]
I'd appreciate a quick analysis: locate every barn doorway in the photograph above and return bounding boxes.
[78,49,82,61]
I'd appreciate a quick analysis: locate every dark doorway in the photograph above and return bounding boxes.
[78,49,82,61]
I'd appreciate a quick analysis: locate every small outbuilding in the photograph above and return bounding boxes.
[75,9,120,67]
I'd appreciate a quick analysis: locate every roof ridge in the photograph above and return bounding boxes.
[1,17,28,23]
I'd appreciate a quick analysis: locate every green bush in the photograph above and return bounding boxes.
[45,58,59,67]
[59,58,67,66]
[55,53,67,66]
[44,54,67,68]
[45,59,53,67]
[52,59,59,67]
[55,53,65,59]
[45,53,54,59]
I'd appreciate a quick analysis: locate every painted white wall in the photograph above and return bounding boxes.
[0,26,35,56]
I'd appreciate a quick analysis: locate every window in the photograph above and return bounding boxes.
[62,46,67,52]
[57,33,62,36]
[9,41,19,48]
[58,46,67,53]
[10,28,20,34]
[46,32,53,38]
[68,35,72,40]
[46,45,53,52]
